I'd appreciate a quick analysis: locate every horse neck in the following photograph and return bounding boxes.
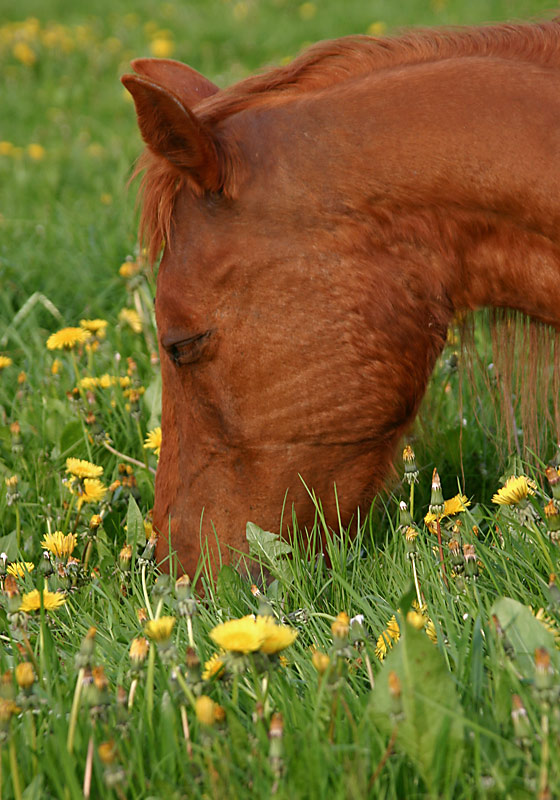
[295,55,560,328]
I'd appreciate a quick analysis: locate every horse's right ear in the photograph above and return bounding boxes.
[121,74,223,192]
[130,58,219,107]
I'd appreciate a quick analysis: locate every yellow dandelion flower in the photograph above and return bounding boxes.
[20,589,66,612]
[6,562,34,578]
[119,308,142,334]
[119,261,140,279]
[492,475,536,506]
[299,2,317,20]
[79,377,100,391]
[66,457,103,479]
[425,619,438,644]
[386,615,400,640]
[406,610,425,630]
[0,142,14,156]
[80,318,107,338]
[27,143,45,160]
[150,37,174,58]
[375,631,392,661]
[367,21,387,36]
[51,358,62,375]
[13,41,36,65]
[15,661,35,689]
[46,326,89,351]
[255,615,298,654]
[194,695,216,726]
[144,426,162,458]
[100,193,112,206]
[311,650,330,673]
[210,615,265,654]
[202,652,226,680]
[424,493,470,529]
[41,530,76,558]
[0,356,12,369]
[331,611,350,638]
[145,615,176,642]
[77,478,107,507]
[129,637,149,664]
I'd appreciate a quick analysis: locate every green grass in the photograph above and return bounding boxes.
[1,0,560,797]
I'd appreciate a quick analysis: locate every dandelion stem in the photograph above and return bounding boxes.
[101,440,156,475]
[538,711,550,800]
[62,492,77,536]
[409,481,415,520]
[145,642,155,728]
[368,724,398,790]
[8,736,22,800]
[82,539,93,572]
[173,667,197,707]
[20,632,40,679]
[180,704,193,758]
[83,735,94,799]
[141,564,154,620]
[436,517,449,590]
[128,678,138,711]
[67,667,85,754]
[410,554,423,608]
[135,419,150,470]
[363,650,375,690]
[186,615,195,649]
[14,505,21,552]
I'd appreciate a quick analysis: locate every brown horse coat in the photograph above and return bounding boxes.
[123,20,560,576]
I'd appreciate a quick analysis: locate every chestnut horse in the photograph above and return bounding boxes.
[123,20,560,577]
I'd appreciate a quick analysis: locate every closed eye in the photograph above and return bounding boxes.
[165,331,212,365]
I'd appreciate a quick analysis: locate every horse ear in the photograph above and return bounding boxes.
[130,58,219,107]
[121,74,222,192]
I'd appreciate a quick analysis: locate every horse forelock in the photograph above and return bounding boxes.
[133,17,560,264]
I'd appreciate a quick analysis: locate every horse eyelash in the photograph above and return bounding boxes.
[168,331,211,365]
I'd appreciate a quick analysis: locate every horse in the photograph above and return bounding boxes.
[122,19,560,578]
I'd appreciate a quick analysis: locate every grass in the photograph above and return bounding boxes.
[1,0,560,797]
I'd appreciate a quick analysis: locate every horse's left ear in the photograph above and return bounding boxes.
[121,74,223,192]
[130,58,219,107]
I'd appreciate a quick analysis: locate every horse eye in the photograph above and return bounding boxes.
[166,332,211,366]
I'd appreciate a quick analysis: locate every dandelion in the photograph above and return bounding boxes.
[256,616,298,654]
[119,261,140,279]
[46,327,89,350]
[118,308,142,334]
[13,41,36,65]
[41,531,76,558]
[15,662,35,690]
[331,611,350,639]
[492,475,536,506]
[150,37,174,58]
[144,426,162,458]
[66,457,103,479]
[6,562,34,578]
[424,493,470,529]
[0,142,14,156]
[0,356,12,369]
[77,478,107,507]
[80,318,107,338]
[299,2,317,20]
[19,588,66,612]
[145,616,176,643]
[129,637,149,665]
[51,358,62,375]
[27,143,45,160]
[368,21,387,35]
[210,615,265,654]
[195,695,216,726]
[311,650,330,674]
[375,615,400,661]
[202,653,225,680]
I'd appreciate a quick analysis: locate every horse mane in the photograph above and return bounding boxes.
[133,18,560,466]
[135,18,560,263]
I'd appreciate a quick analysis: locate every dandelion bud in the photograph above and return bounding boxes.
[89,514,102,531]
[311,650,330,674]
[388,670,403,718]
[350,614,367,643]
[185,647,200,671]
[3,575,21,613]
[4,476,19,506]
[119,544,132,571]
[175,574,191,601]
[0,553,6,578]
[136,607,148,624]
[15,662,34,691]
[195,695,216,726]
[429,469,444,516]
[546,465,560,498]
[449,538,464,568]
[544,500,560,538]
[145,616,176,645]
[402,445,419,484]
[269,711,284,776]
[0,698,19,738]
[511,694,531,743]
[129,637,149,666]
[138,536,157,566]
[214,703,226,723]
[463,543,478,578]
[331,611,350,640]
[98,740,116,765]
[534,647,554,693]
[75,627,97,670]
[399,501,413,529]
[404,526,418,555]
[152,574,172,600]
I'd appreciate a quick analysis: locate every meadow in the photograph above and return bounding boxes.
[1,0,560,797]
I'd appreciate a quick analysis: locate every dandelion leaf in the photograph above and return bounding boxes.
[0,531,18,560]
[59,420,83,458]
[126,495,146,548]
[369,618,464,795]
[246,522,292,583]
[490,596,558,676]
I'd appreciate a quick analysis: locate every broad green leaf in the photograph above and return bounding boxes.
[0,531,18,560]
[490,596,558,675]
[246,521,292,560]
[143,373,161,431]
[59,420,84,457]
[126,495,146,549]
[369,618,464,795]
